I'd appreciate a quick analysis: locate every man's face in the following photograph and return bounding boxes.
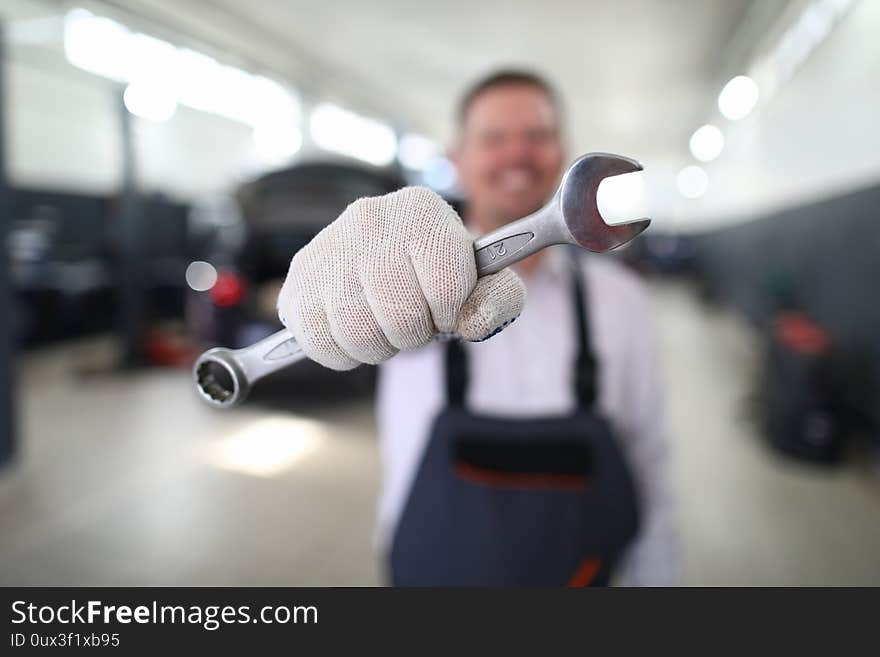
[453,84,565,232]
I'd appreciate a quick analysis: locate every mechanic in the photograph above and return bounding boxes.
[278,70,678,586]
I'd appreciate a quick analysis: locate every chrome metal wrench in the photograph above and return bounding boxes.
[194,152,650,408]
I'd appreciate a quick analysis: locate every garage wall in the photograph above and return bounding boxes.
[675,0,880,231]
[6,58,122,193]
[5,52,264,200]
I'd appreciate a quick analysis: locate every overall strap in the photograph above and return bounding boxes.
[445,253,599,409]
[445,336,468,407]
[570,256,598,407]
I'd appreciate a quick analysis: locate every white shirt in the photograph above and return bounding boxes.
[376,246,679,585]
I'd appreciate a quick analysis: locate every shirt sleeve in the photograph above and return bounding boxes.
[610,279,680,586]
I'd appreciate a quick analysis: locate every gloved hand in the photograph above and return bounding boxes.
[277,187,526,370]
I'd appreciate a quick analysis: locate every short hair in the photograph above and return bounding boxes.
[456,69,563,129]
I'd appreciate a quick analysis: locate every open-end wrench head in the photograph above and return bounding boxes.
[559,152,651,252]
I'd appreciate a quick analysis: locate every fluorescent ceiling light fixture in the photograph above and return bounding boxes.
[310,103,397,166]
[253,123,303,167]
[399,134,440,170]
[64,9,130,81]
[689,124,724,162]
[766,0,853,89]
[64,9,300,133]
[677,165,708,199]
[718,75,760,121]
[597,171,646,224]
[794,2,835,51]
[206,416,324,478]
[127,32,177,84]
[247,77,303,166]
[817,0,853,17]
[123,81,176,121]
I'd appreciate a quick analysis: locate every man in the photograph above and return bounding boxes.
[279,71,677,586]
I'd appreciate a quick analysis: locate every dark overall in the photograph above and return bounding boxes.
[390,260,641,586]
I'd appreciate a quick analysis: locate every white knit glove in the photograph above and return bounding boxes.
[277,187,526,370]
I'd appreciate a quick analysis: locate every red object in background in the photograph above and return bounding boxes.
[144,329,197,367]
[210,270,246,307]
[775,312,830,355]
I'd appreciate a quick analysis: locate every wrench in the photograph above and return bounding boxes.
[194,152,650,408]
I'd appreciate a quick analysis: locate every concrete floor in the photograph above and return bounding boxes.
[1,282,878,586]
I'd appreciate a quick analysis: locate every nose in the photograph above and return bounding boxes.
[498,133,538,166]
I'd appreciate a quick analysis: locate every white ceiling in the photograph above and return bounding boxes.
[26,0,874,230]
[92,0,789,160]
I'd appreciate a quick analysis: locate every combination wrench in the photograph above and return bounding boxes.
[193,152,650,408]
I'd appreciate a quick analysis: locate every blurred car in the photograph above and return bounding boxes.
[186,159,407,405]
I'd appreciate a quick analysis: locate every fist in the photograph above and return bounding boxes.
[277,187,525,370]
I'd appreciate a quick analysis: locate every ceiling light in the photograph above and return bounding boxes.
[677,165,708,199]
[689,124,724,162]
[310,104,397,166]
[718,75,760,121]
[399,134,440,170]
[421,157,457,192]
[123,82,176,122]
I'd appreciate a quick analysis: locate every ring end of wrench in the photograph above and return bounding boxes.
[194,348,250,409]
